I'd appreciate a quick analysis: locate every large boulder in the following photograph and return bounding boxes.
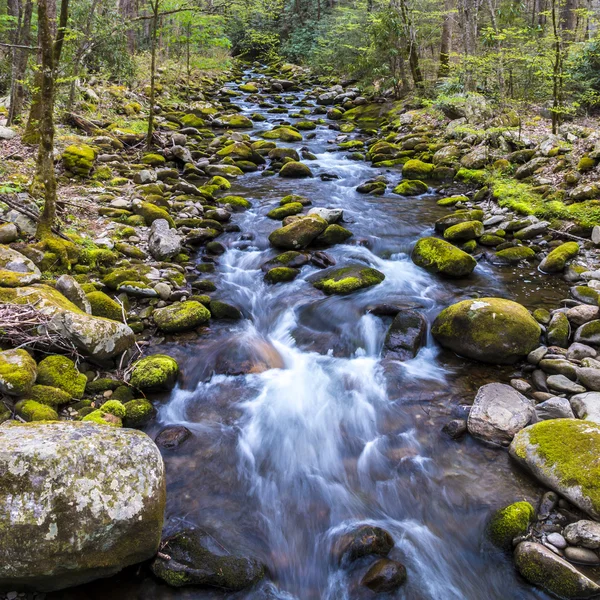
[514,541,600,599]
[0,284,134,360]
[268,215,328,249]
[468,383,534,446]
[148,218,181,261]
[0,245,41,287]
[432,298,541,364]
[510,419,600,519]
[151,528,264,590]
[310,264,385,295]
[411,237,476,277]
[129,354,179,391]
[0,421,165,591]
[153,300,210,333]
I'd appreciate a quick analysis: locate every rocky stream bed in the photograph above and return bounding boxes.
[2,63,600,599]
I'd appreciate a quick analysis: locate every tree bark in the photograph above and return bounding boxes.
[7,0,33,126]
[438,0,453,78]
[146,0,159,150]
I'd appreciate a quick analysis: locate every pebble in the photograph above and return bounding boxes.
[511,378,532,394]
[564,546,600,565]
[546,374,586,394]
[528,346,548,365]
[547,532,567,549]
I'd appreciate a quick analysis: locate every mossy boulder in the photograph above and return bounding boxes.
[134,202,175,228]
[487,501,534,549]
[267,202,304,219]
[29,384,71,406]
[510,419,600,520]
[142,153,165,166]
[434,210,484,233]
[87,290,123,321]
[317,224,353,245]
[208,301,242,320]
[402,159,435,180]
[261,126,302,142]
[265,267,299,284]
[153,301,210,333]
[412,237,476,277]
[0,245,41,287]
[123,399,155,427]
[311,264,385,295]
[0,349,37,396]
[0,421,166,591]
[36,355,87,399]
[15,399,58,422]
[214,114,253,128]
[62,144,97,177]
[129,354,179,391]
[217,195,252,211]
[82,409,122,427]
[539,242,579,273]
[432,298,541,364]
[279,161,313,178]
[443,220,484,242]
[392,180,428,196]
[102,267,151,290]
[495,246,536,262]
[269,215,328,249]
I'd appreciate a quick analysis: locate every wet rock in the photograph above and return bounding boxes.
[411,237,476,278]
[534,396,574,421]
[307,207,343,223]
[155,425,191,450]
[574,320,600,345]
[361,558,407,593]
[432,298,541,364]
[310,264,385,295]
[383,310,426,361]
[269,215,328,249]
[153,301,210,333]
[151,528,265,590]
[570,392,600,422]
[577,367,600,391]
[442,419,467,439]
[0,421,165,591]
[148,218,181,261]
[547,313,570,348]
[539,242,580,273]
[467,383,534,446]
[564,521,600,549]
[310,251,336,269]
[546,375,586,394]
[538,491,559,520]
[547,532,567,549]
[513,541,600,599]
[333,525,394,564]
[564,547,600,565]
[488,501,534,549]
[510,419,600,519]
[0,245,41,287]
[279,161,313,178]
[129,354,179,391]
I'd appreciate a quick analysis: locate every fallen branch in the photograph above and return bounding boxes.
[548,227,590,244]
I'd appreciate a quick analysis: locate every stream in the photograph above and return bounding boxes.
[56,70,570,600]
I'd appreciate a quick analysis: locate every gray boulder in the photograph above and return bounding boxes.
[148,218,182,261]
[467,383,534,446]
[571,392,600,422]
[0,421,165,591]
[0,245,41,287]
[564,520,600,549]
[534,396,574,421]
[0,223,18,244]
[56,274,91,313]
[383,310,427,361]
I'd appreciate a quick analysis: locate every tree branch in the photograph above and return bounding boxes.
[0,41,39,50]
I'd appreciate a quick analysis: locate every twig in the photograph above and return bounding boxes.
[547,227,589,244]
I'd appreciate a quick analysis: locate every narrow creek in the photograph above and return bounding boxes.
[59,69,570,599]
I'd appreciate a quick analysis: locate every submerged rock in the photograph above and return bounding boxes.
[151,528,265,590]
[510,419,600,519]
[432,298,541,364]
[361,558,407,593]
[513,541,600,599]
[333,525,394,564]
[383,310,427,361]
[0,422,165,591]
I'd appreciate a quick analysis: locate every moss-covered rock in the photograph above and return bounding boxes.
[123,399,155,427]
[15,399,58,422]
[443,220,484,242]
[495,246,536,262]
[0,245,41,287]
[81,409,122,427]
[412,237,476,277]
[129,354,179,391]
[0,349,37,397]
[402,159,435,180]
[539,242,579,273]
[215,114,253,128]
[434,210,484,233]
[432,297,541,364]
[102,267,151,290]
[85,378,120,394]
[311,264,385,295]
[317,224,353,245]
[153,301,210,333]
[142,153,165,166]
[217,195,252,211]
[62,144,97,177]
[392,180,428,196]
[265,267,299,284]
[87,290,123,321]
[261,126,302,142]
[267,202,304,219]
[510,419,600,520]
[208,301,242,320]
[28,384,71,406]
[134,202,175,228]
[279,161,313,178]
[268,215,328,249]
[101,400,126,418]
[487,501,534,549]
[36,355,87,399]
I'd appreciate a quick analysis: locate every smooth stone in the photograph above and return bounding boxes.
[567,305,600,326]
[383,310,427,361]
[568,343,597,360]
[528,346,548,365]
[564,546,600,565]
[577,367,600,391]
[564,521,600,549]
[534,396,575,421]
[442,419,467,439]
[360,558,407,593]
[570,392,600,423]
[539,358,577,380]
[546,374,586,394]
[307,207,343,223]
[547,533,567,549]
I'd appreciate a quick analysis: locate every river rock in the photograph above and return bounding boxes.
[0,421,165,591]
[151,528,265,590]
[467,383,534,446]
[310,264,385,295]
[0,284,134,360]
[155,425,191,449]
[153,300,210,333]
[577,367,600,391]
[269,215,328,249]
[129,354,179,390]
[534,396,575,421]
[570,392,600,422]
[432,298,541,364]
[411,237,476,277]
[488,501,534,548]
[567,305,599,326]
[333,525,394,564]
[567,343,597,360]
[513,541,600,598]
[383,310,426,361]
[55,274,91,313]
[307,207,343,223]
[0,245,41,287]
[574,320,600,345]
[564,546,600,565]
[547,312,570,348]
[361,558,407,593]
[0,223,18,244]
[539,242,580,273]
[0,348,37,396]
[564,520,600,549]
[148,218,181,260]
[547,533,567,549]
[546,374,586,394]
[510,419,600,519]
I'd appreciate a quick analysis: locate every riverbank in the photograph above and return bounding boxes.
[0,59,600,599]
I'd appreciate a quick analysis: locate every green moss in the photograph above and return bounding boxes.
[181,113,205,128]
[153,301,211,333]
[402,159,435,180]
[81,409,122,427]
[87,291,124,321]
[265,267,299,283]
[129,354,179,390]
[533,308,551,324]
[14,399,58,422]
[112,385,135,402]
[208,300,242,319]
[392,180,428,196]
[312,266,385,295]
[102,266,151,290]
[261,126,302,142]
[455,168,488,185]
[487,501,534,549]
[0,349,37,396]
[412,237,476,277]
[495,246,536,262]
[540,242,579,273]
[280,195,309,206]
[437,195,467,207]
[142,153,166,166]
[28,384,71,406]
[136,202,175,228]
[123,399,155,427]
[36,355,87,399]
[279,161,313,178]
[79,247,117,268]
[62,144,97,177]
[443,220,484,242]
[318,224,353,245]
[208,176,231,190]
[578,156,597,172]
[86,378,121,394]
[217,195,252,210]
[267,202,304,219]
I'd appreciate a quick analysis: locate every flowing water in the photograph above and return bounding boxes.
[56,71,570,600]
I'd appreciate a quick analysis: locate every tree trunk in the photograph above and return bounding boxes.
[551,0,563,134]
[398,0,423,87]
[146,0,159,150]
[561,0,578,39]
[120,0,137,53]
[438,0,453,78]
[7,0,33,126]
